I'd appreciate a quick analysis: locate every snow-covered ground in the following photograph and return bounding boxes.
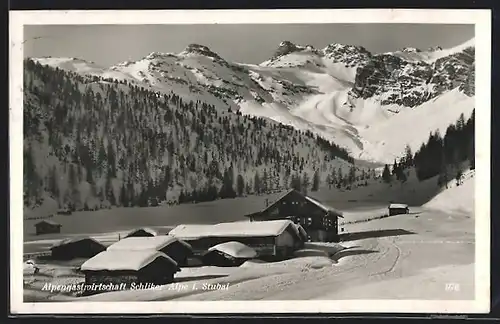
[23,192,474,302]
[423,169,475,215]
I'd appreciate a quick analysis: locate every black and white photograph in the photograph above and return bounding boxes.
[10,9,491,314]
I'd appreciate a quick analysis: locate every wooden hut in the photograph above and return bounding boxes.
[169,219,304,259]
[388,203,409,216]
[80,250,180,295]
[107,236,193,266]
[202,241,257,267]
[50,237,106,260]
[245,189,344,242]
[124,227,158,238]
[34,220,62,235]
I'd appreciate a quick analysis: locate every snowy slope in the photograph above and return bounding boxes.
[30,37,475,164]
[388,37,476,64]
[423,169,475,215]
[358,88,475,162]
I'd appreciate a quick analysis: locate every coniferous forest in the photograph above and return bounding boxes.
[23,59,375,212]
[413,110,475,184]
[381,111,475,186]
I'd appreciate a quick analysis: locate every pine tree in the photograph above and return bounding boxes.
[107,141,117,177]
[330,168,337,187]
[68,163,80,210]
[236,174,245,197]
[348,165,356,184]
[456,169,463,186]
[312,170,320,191]
[337,167,344,188]
[290,173,301,191]
[302,172,310,195]
[404,144,413,168]
[262,169,269,194]
[178,190,186,204]
[23,145,41,206]
[220,168,236,198]
[254,172,261,195]
[119,182,127,207]
[382,164,392,183]
[48,165,60,200]
[105,174,116,206]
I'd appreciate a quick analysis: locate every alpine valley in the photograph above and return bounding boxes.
[23,37,475,212]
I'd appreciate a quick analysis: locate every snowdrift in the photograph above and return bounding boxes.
[208,241,257,259]
[423,170,475,215]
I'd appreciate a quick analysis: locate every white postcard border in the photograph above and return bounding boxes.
[9,9,491,314]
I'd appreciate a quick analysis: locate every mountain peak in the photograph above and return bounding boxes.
[182,43,224,60]
[401,47,422,53]
[322,43,370,55]
[144,52,176,61]
[427,45,443,52]
[274,40,300,57]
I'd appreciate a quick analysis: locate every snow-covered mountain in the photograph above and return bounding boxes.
[24,59,366,213]
[31,37,475,164]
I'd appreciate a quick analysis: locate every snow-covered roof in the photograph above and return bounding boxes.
[107,235,189,251]
[208,241,257,259]
[245,189,344,218]
[168,224,215,239]
[304,196,344,217]
[389,203,409,209]
[124,227,158,237]
[35,219,61,226]
[80,250,178,272]
[169,220,295,240]
[51,237,102,249]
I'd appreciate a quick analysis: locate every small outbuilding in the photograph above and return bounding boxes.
[107,235,193,266]
[388,203,410,216]
[202,241,257,267]
[124,227,158,238]
[50,237,106,260]
[80,250,180,295]
[34,220,62,235]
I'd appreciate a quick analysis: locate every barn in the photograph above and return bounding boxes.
[169,220,304,259]
[124,227,158,238]
[107,236,193,266]
[80,250,179,295]
[202,241,257,267]
[34,220,62,235]
[245,189,344,242]
[50,237,106,260]
[388,203,410,216]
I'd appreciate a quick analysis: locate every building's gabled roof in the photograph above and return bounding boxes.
[208,241,258,259]
[168,224,214,240]
[107,235,191,252]
[389,203,409,209]
[303,195,344,217]
[80,250,178,272]
[35,219,61,227]
[50,237,103,249]
[244,189,344,218]
[124,227,158,237]
[169,220,296,240]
